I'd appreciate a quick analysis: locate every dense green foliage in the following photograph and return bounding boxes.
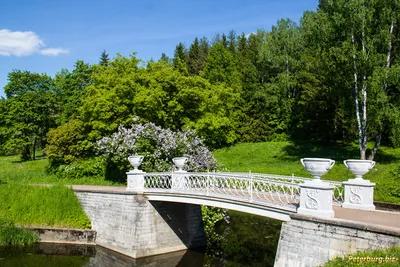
[0,218,39,246]
[323,246,400,267]
[204,210,282,267]
[214,141,400,204]
[0,1,399,176]
[201,206,227,249]
[0,184,91,229]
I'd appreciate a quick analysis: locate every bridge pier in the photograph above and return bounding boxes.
[274,214,400,267]
[74,190,206,258]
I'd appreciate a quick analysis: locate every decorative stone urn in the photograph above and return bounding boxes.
[343,159,375,181]
[172,157,188,172]
[172,157,188,190]
[126,155,145,192]
[342,159,376,210]
[300,158,335,181]
[298,158,335,218]
[128,155,144,171]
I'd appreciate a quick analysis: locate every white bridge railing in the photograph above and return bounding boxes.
[126,156,375,219]
[220,172,344,206]
[127,171,344,212]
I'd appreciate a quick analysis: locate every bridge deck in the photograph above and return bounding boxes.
[72,185,400,230]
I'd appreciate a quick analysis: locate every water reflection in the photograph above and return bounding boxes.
[0,244,204,267]
[0,211,282,267]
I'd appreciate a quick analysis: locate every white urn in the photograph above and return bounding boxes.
[343,159,375,180]
[172,157,188,172]
[300,158,335,181]
[128,155,144,171]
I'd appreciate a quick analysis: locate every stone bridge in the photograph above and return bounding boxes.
[72,170,400,267]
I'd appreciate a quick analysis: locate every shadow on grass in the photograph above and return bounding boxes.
[104,163,127,184]
[280,141,399,164]
[11,155,47,164]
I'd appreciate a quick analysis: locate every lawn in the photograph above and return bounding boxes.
[213,141,400,204]
[0,154,114,186]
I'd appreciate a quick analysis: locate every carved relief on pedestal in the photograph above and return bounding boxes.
[349,186,362,204]
[305,189,319,210]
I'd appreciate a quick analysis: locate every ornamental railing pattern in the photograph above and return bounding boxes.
[219,172,344,206]
[143,172,301,211]
[130,171,344,212]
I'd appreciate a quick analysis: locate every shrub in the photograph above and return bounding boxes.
[51,157,106,180]
[95,118,218,172]
[46,119,91,164]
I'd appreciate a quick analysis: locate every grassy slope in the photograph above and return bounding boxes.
[0,155,114,185]
[0,156,92,229]
[214,141,400,204]
[0,184,91,229]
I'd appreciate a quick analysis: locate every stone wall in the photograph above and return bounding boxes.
[275,215,400,267]
[74,191,206,258]
[29,227,96,244]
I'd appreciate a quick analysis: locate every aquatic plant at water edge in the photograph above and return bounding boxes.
[0,218,39,246]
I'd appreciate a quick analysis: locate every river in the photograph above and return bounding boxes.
[0,211,282,267]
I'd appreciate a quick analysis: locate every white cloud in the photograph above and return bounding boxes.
[0,29,69,56]
[40,47,69,56]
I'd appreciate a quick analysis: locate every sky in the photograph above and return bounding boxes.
[0,0,318,98]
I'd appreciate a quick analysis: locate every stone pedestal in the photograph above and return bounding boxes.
[297,180,334,218]
[342,179,375,210]
[172,171,188,190]
[126,169,145,192]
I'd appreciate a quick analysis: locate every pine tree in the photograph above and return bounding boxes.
[159,53,170,64]
[173,42,188,69]
[221,33,228,48]
[228,30,237,54]
[188,38,201,75]
[99,50,110,66]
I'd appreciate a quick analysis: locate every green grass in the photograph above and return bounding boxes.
[0,219,39,246]
[214,141,400,204]
[0,184,91,229]
[323,246,400,266]
[0,155,115,186]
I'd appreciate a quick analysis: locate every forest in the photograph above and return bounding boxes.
[0,0,399,174]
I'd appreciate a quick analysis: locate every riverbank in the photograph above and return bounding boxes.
[0,184,91,229]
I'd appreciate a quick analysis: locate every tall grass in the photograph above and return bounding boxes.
[214,141,400,204]
[0,218,39,246]
[0,184,91,229]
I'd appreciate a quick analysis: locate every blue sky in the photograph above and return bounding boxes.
[0,0,318,97]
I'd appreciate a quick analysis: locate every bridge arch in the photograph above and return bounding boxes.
[146,192,292,221]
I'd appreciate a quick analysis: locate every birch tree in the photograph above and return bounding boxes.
[318,0,400,159]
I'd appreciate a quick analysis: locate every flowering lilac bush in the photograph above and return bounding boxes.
[95,118,218,172]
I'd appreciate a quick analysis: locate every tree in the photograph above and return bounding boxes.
[188,37,202,75]
[2,71,57,160]
[312,0,400,159]
[55,60,93,123]
[4,70,53,98]
[159,53,171,64]
[99,50,110,66]
[173,42,188,71]
[228,30,237,54]
[201,42,241,88]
